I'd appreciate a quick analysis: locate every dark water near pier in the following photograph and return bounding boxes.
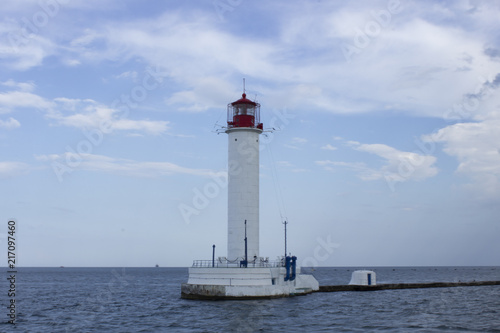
[2,266,499,332]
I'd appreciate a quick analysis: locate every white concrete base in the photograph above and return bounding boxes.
[181,266,319,299]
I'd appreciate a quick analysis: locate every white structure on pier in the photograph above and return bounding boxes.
[349,270,376,286]
[181,91,319,299]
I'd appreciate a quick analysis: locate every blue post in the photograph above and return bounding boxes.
[284,256,291,281]
[291,256,297,281]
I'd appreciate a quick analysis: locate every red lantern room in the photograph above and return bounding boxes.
[227,93,263,130]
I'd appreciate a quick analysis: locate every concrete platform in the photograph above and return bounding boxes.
[181,266,319,300]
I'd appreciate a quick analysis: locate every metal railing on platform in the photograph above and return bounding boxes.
[192,258,284,268]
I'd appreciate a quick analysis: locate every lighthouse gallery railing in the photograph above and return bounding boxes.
[191,258,284,268]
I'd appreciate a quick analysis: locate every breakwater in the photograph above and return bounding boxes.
[318,280,500,292]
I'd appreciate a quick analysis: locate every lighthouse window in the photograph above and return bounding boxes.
[235,138,237,141]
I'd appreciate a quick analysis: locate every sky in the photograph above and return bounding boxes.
[1,0,500,267]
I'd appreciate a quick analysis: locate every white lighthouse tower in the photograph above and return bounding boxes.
[226,93,262,264]
[181,88,319,299]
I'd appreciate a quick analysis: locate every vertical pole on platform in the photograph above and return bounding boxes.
[244,220,248,268]
[212,244,215,267]
[283,220,288,258]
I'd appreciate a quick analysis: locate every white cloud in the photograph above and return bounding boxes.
[271,160,307,173]
[70,29,102,48]
[354,143,438,182]
[86,12,277,81]
[316,160,376,179]
[1,79,35,92]
[35,154,60,162]
[321,144,337,151]
[0,87,169,135]
[39,153,217,178]
[165,77,236,113]
[49,98,169,135]
[2,1,497,119]
[318,142,438,183]
[62,59,81,67]
[284,137,308,150]
[424,119,500,197]
[415,43,500,198]
[0,117,20,129]
[111,118,168,134]
[0,19,57,70]
[284,144,299,150]
[115,71,138,80]
[311,3,499,117]
[291,137,307,144]
[346,140,360,146]
[0,161,30,177]
[0,90,53,114]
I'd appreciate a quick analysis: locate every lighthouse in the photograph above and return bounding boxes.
[226,93,263,263]
[181,87,319,299]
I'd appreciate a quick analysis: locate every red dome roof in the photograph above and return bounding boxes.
[231,93,258,106]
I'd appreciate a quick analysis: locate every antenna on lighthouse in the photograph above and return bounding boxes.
[243,78,246,94]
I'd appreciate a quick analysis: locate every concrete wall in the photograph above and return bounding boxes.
[187,267,273,286]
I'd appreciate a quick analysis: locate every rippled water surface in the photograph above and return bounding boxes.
[2,267,499,332]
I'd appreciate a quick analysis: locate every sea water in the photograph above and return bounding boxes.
[1,266,499,332]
